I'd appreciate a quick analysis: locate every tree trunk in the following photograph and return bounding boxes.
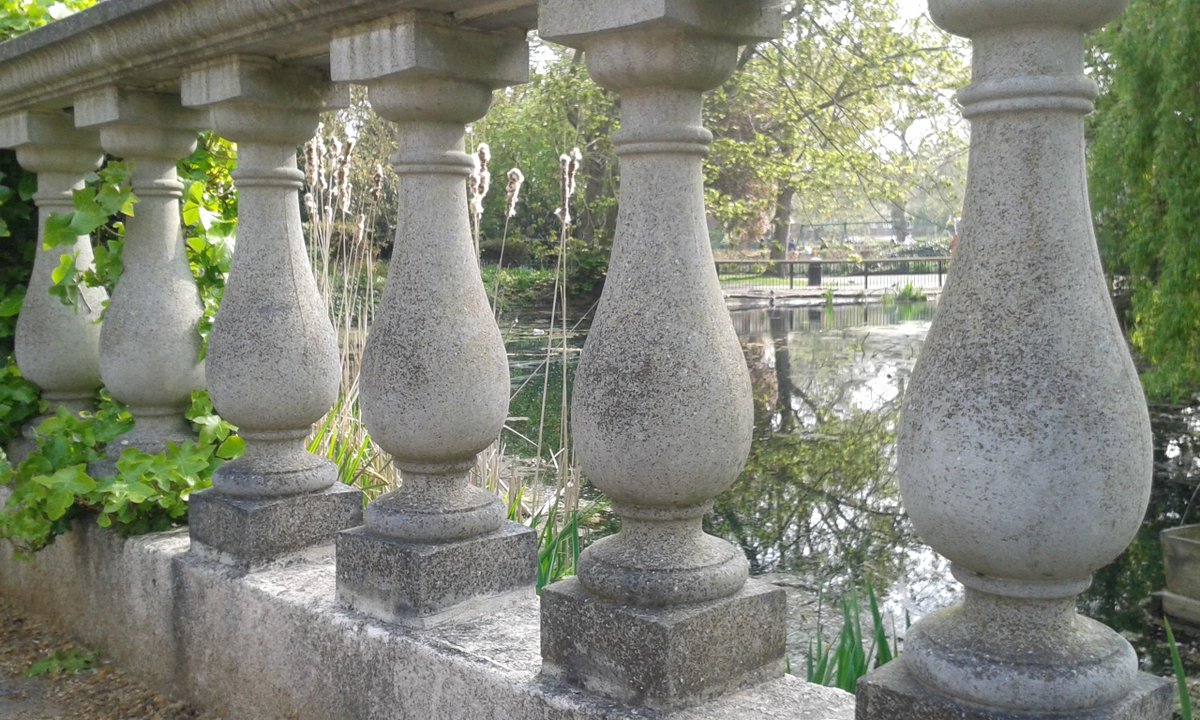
[891,200,908,245]
[770,186,795,276]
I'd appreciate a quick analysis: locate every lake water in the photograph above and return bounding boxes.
[499,300,1200,684]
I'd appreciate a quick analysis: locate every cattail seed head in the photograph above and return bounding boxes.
[555,147,582,226]
[476,143,492,200]
[504,167,524,219]
[303,139,319,189]
[371,164,384,204]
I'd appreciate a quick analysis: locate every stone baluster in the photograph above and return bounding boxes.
[329,12,535,628]
[537,2,781,710]
[73,89,206,469]
[856,1,1173,718]
[0,111,105,463]
[179,57,361,571]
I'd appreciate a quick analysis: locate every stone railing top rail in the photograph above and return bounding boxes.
[0,0,537,117]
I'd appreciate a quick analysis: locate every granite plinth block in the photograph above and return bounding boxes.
[856,658,1173,720]
[335,520,536,628]
[540,577,786,711]
[188,483,362,571]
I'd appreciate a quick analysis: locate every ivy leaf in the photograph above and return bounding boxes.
[34,465,96,496]
[0,289,23,317]
[216,435,245,460]
[42,213,76,248]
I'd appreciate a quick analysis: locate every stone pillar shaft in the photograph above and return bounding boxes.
[73,89,207,464]
[330,13,535,628]
[180,57,361,571]
[537,2,783,711]
[856,1,1173,718]
[0,111,105,462]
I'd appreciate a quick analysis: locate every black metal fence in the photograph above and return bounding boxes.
[715,257,952,292]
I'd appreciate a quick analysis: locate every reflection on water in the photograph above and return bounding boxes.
[500,301,1200,683]
[723,302,940,608]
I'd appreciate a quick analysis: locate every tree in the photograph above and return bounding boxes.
[1089,0,1200,403]
[471,40,619,251]
[703,0,969,257]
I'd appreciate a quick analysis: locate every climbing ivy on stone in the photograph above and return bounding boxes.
[0,389,242,556]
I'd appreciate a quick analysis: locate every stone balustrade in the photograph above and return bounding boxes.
[0,1,1171,719]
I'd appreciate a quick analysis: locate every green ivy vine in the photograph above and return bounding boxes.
[0,386,242,557]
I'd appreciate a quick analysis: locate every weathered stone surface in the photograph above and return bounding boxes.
[336,521,535,627]
[0,524,856,720]
[539,0,779,45]
[181,56,357,567]
[188,483,362,571]
[541,577,786,711]
[860,0,1165,717]
[75,88,207,457]
[857,660,1172,720]
[0,110,105,462]
[181,59,342,498]
[536,1,785,709]
[331,15,533,626]
[0,0,536,119]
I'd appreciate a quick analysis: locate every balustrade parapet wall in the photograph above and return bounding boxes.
[0,1,1170,719]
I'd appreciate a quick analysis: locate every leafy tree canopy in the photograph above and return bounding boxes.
[1089,0,1200,403]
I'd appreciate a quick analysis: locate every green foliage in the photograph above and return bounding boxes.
[44,161,134,307]
[1089,0,1200,402]
[704,0,968,247]
[0,0,95,42]
[0,359,39,444]
[38,135,237,354]
[805,583,898,693]
[481,266,559,310]
[0,387,240,556]
[529,496,607,592]
[0,157,38,356]
[710,394,903,579]
[25,648,97,677]
[480,239,608,311]
[895,283,926,304]
[471,44,618,246]
[179,135,238,356]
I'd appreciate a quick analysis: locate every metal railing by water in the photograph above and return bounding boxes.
[715,257,951,293]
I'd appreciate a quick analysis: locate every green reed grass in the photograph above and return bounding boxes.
[805,582,899,693]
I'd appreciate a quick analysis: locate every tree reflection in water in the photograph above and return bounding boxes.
[711,304,933,597]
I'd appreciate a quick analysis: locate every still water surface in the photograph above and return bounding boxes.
[500,301,1200,681]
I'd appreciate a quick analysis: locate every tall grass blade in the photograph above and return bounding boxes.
[1165,618,1194,720]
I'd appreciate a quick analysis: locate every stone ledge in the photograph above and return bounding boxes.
[0,522,854,719]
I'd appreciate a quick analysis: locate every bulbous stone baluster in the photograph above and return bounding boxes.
[180,57,361,571]
[73,89,206,467]
[856,2,1173,718]
[537,1,782,710]
[0,111,105,464]
[329,12,535,628]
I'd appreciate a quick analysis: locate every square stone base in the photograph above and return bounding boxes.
[856,659,1174,719]
[188,483,363,571]
[335,520,536,628]
[540,576,786,711]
